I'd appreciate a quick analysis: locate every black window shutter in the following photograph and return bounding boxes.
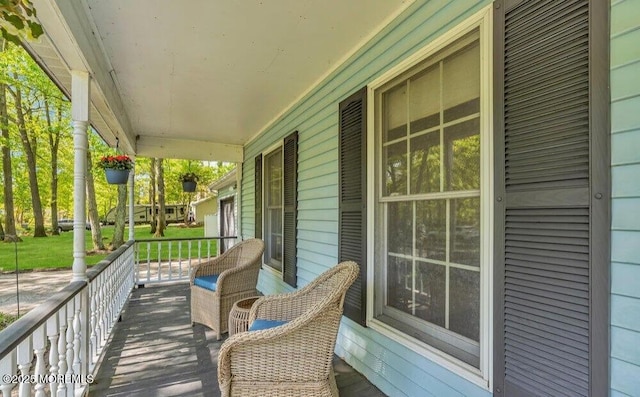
[282,131,298,288]
[493,1,609,396]
[338,87,367,326]
[254,154,262,239]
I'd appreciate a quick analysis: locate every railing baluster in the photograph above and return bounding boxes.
[178,242,183,278]
[89,282,97,367]
[146,241,151,283]
[73,295,82,382]
[97,273,105,350]
[188,240,193,278]
[57,308,67,397]
[155,241,160,282]
[16,337,32,397]
[0,353,16,397]
[135,242,140,285]
[65,300,75,396]
[168,241,173,280]
[33,325,46,397]
[47,314,60,396]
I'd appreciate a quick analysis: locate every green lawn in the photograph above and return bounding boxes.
[0,225,207,272]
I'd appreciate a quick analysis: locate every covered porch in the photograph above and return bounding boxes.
[2,0,633,395]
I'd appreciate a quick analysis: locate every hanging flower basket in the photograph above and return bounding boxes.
[179,172,199,192]
[105,168,131,184]
[98,155,134,185]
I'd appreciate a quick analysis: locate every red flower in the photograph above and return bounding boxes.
[97,154,133,170]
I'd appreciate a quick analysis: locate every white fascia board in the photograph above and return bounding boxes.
[136,136,243,163]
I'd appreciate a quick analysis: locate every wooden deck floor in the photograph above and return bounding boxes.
[89,283,386,397]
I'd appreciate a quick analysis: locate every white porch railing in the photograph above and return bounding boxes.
[0,236,237,396]
[134,236,236,285]
[0,241,135,397]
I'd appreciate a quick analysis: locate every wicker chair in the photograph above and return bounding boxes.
[218,261,359,397]
[190,238,265,340]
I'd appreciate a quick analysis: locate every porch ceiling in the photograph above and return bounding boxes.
[24,0,411,162]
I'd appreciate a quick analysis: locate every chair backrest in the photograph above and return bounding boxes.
[300,261,359,312]
[222,238,265,267]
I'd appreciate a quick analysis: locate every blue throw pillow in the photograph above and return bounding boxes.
[248,319,288,331]
[194,274,219,291]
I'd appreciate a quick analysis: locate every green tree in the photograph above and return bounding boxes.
[0,38,18,240]
[4,43,49,237]
[0,0,42,45]
[110,184,127,249]
[86,147,105,250]
[154,158,166,237]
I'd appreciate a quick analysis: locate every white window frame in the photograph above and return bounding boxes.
[366,6,493,390]
[261,142,284,275]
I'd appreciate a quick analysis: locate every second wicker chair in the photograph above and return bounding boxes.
[218,261,359,397]
[190,238,265,340]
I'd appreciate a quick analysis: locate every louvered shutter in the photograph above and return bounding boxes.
[254,154,262,239]
[338,87,367,326]
[282,131,298,287]
[493,1,609,396]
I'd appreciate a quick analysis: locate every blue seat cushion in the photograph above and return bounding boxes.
[194,274,219,291]
[248,319,288,331]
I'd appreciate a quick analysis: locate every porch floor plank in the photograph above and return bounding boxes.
[90,283,386,397]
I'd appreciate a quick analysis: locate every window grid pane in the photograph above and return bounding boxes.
[264,148,283,271]
[376,31,482,367]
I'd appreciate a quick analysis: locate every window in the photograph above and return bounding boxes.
[255,131,298,287]
[371,22,489,372]
[264,147,283,271]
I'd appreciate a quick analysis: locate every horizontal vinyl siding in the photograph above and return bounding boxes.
[337,319,487,397]
[240,163,256,238]
[242,0,491,395]
[611,0,640,395]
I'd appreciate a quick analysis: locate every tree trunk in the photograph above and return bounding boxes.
[154,158,165,237]
[86,149,105,250]
[150,158,157,234]
[184,194,191,224]
[0,40,18,241]
[111,184,127,249]
[46,99,61,235]
[13,84,46,237]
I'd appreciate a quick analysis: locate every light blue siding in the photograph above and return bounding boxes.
[611,1,640,395]
[612,262,640,299]
[612,294,640,331]
[612,96,640,133]
[611,359,640,396]
[611,0,640,36]
[611,327,640,366]
[612,130,640,166]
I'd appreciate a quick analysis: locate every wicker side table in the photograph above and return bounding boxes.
[228,296,260,336]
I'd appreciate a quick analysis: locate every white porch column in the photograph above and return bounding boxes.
[235,162,242,240]
[128,162,135,241]
[71,71,90,282]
